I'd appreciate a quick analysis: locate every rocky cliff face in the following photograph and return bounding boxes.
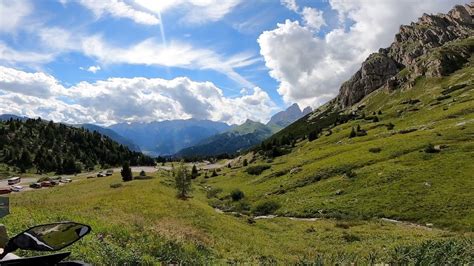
[335,4,474,108]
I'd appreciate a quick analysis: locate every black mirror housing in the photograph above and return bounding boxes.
[0,222,90,258]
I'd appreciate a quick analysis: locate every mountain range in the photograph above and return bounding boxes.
[175,103,311,157]
[0,103,310,158]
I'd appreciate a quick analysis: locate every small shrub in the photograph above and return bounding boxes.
[230,189,245,201]
[368,147,382,153]
[372,116,379,122]
[335,222,351,229]
[242,159,248,167]
[211,170,218,177]
[235,201,251,212]
[424,143,440,153]
[386,123,395,130]
[253,200,281,216]
[110,183,122,189]
[344,169,357,179]
[206,187,222,199]
[245,165,271,175]
[247,217,256,224]
[139,170,146,176]
[342,233,360,242]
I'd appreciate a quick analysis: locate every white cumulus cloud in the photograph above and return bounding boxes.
[0,66,276,125]
[80,65,101,73]
[259,0,470,108]
[0,0,32,33]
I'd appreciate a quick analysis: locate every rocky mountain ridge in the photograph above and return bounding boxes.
[335,4,473,108]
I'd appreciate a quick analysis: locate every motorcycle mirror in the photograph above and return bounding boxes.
[1,222,90,258]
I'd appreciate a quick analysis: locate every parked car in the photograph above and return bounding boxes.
[97,172,106,177]
[29,183,42,189]
[0,188,11,194]
[60,178,72,183]
[41,181,52,187]
[106,169,114,176]
[10,185,23,192]
[51,176,62,181]
[50,180,58,186]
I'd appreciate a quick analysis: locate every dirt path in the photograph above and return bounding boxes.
[380,218,434,230]
[214,208,434,228]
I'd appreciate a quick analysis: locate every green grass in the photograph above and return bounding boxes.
[1,171,465,264]
[204,62,474,233]
[0,50,472,265]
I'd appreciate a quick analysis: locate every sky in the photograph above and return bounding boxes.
[0,0,469,126]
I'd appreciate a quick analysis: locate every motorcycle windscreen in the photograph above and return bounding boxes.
[12,222,90,251]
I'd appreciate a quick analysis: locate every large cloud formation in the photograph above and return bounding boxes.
[0,66,275,125]
[260,0,470,107]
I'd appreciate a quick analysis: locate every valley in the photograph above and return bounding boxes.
[0,2,472,265]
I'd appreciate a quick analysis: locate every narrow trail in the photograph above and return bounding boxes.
[214,208,434,229]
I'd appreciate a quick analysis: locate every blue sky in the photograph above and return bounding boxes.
[0,0,467,125]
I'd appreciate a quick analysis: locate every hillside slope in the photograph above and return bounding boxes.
[264,4,473,145]
[176,120,274,157]
[176,104,312,157]
[0,118,154,175]
[77,124,141,152]
[212,59,473,230]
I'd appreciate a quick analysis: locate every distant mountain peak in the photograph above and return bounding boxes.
[302,106,313,115]
[266,103,311,128]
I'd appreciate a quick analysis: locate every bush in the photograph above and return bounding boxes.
[206,187,222,199]
[211,170,218,177]
[308,130,318,141]
[344,169,357,179]
[424,143,440,153]
[110,183,122,188]
[386,123,395,130]
[253,200,281,216]
[242,159,248,167]
[139,170,146,176]
[230,189,244,201]
[342,233,360,242]
[245,165,271,175]
[368,147,382,153]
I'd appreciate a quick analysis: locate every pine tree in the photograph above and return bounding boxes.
[18,150,33,173]
[121,161,133,182]
[174,161,191,199]
[349,127,357,138]
[243,159,248,167]
[191,164,198,179]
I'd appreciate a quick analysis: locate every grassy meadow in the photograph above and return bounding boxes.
[0,59,473,264]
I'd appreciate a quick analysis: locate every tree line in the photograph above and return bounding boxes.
[0,118,155,174]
